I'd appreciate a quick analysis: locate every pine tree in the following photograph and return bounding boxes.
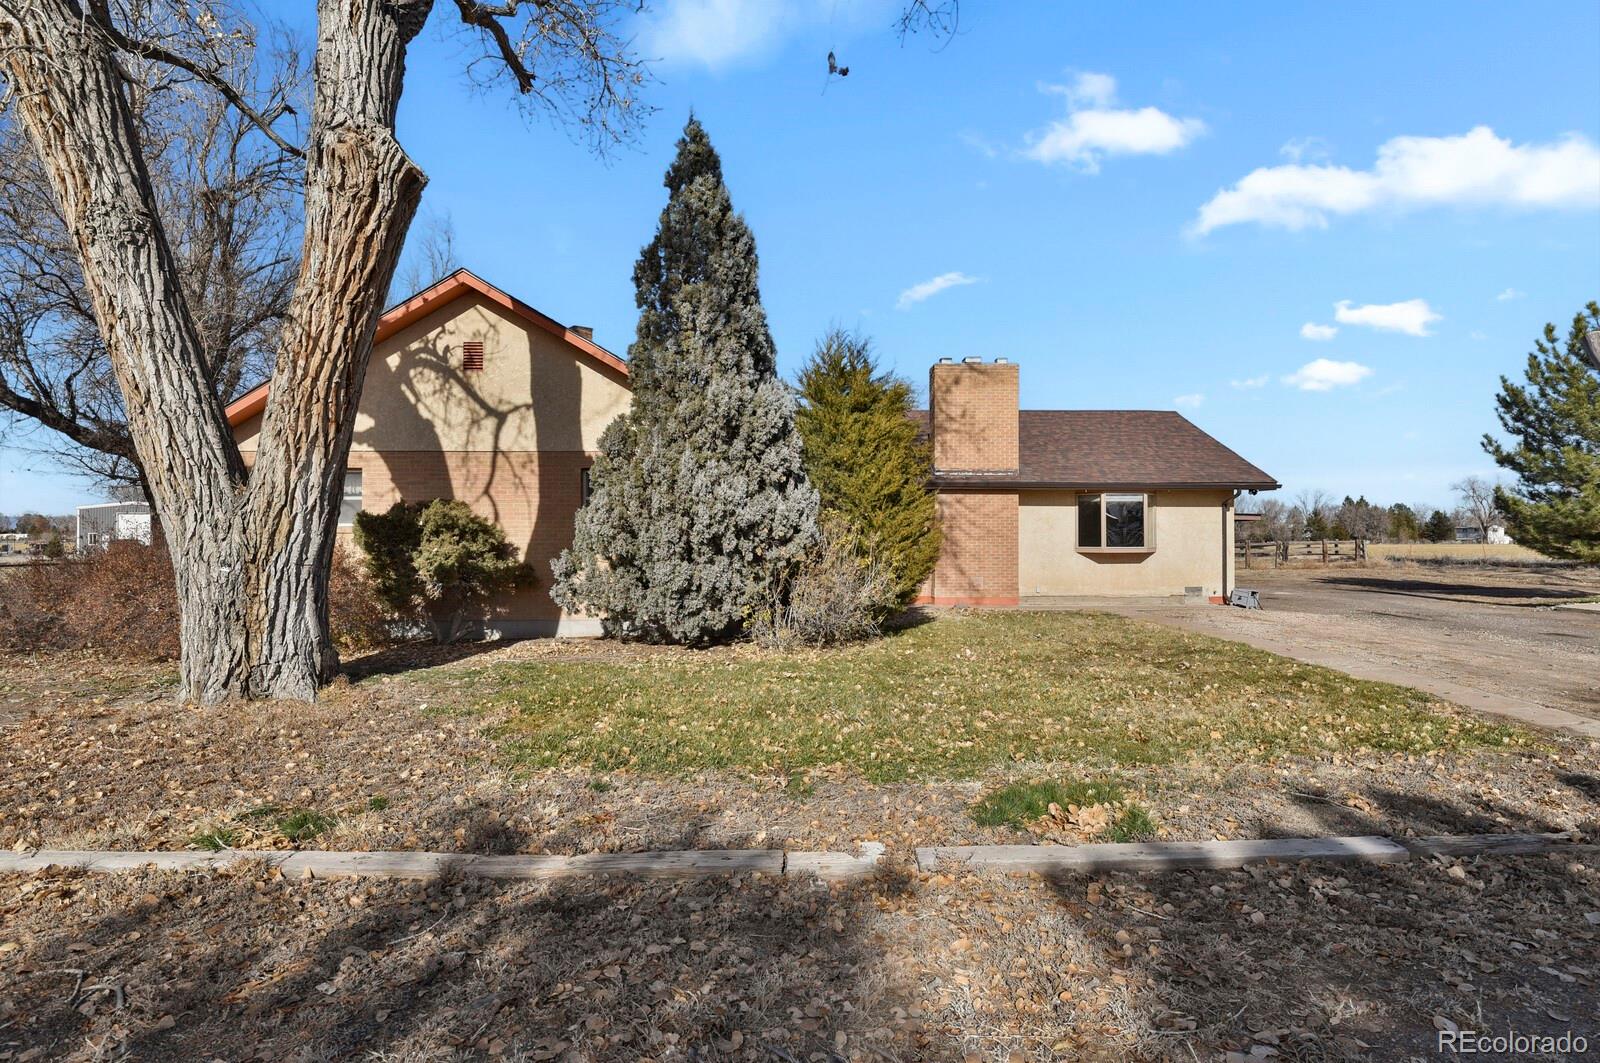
[552,117,818,643]
[795,329,940,610]
[1423,509,1456,543]
[1482,302,1600,562]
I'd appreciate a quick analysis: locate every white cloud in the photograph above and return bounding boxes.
[896,271,979,310]
[1300,322,1338,341]
[1192,126,1600,234]
[1173,393,1205,408]
[640,0,894,70]
[1280,137,1332,164]
[1230,374,1270,389]
[1282,358,1373,391]
[1023,72,1205,173]
[1496,287,1524,301]
[1049,71,1117,109]
[640,0,790,68]
[959,130,1000,159]
[1334,298,1441,337]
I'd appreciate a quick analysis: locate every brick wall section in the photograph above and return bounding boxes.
[929,361,1019,473]
[341,450,590,622]
[922,490,1019,606]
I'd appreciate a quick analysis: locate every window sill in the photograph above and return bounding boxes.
[1077,546,1155,555]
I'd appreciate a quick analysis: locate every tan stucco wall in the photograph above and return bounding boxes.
[236,292,630,455]
[232,293,630,635]
[1018,489,1234,598]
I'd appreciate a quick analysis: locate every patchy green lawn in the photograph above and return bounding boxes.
[445,611,1524,782]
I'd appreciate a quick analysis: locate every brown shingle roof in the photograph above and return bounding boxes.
[911,409,1278,490]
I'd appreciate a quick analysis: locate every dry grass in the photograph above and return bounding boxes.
[467,612,1524,783]
[1367,542,1548,562]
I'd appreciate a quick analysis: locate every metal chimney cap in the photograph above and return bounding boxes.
[937,357,954,364]
[994,357,1009,364]
[962,356,982,364]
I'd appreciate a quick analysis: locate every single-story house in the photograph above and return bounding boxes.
[912,358,1277,606]
[226,270,1277,634]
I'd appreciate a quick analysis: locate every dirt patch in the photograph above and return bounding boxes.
[2,849,1596,1061]
[1118,563,1600,725]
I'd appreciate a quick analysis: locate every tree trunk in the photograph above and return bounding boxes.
[236,0,428,700]
[0,0,430,702]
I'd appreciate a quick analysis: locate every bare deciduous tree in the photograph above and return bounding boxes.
[391,209,459,304]
[1452,475,1501,539]
[0,0,649,702]
[0,6,303,496]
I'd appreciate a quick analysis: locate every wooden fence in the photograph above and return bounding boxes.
[1237,538,1367,568]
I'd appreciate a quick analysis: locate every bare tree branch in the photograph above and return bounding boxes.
[82,0,305,159]
[451,0,654,153]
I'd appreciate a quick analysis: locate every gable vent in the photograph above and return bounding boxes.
[462,340,485,372]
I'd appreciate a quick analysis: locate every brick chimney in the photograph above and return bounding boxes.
[928,357,1019,474]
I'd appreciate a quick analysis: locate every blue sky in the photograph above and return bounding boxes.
[4,0,1598,515]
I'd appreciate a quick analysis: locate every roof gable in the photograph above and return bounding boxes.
[224,269,627,427]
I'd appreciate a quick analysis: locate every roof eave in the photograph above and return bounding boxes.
[932,478,1282,491]
[223,269,628,428]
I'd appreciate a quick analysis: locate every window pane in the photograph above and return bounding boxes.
[339,469,363,525]
[580,467,592,505]
[1077,494,1102,548]
[1106,494,1145,548]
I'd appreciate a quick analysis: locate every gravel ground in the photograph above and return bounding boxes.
[1103,562,1600,725]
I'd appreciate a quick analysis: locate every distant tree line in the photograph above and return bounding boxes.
[1238,478,1506,545]
[0,513,72,536]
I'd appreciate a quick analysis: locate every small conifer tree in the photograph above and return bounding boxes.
[1482,302,1599,561]
[552,116,818,643]
[795,329,940,611]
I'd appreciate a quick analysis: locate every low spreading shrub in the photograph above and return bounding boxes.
[750,519,896,649]
[327,546,394,652]
[0,538,180,659]
[353,500,534,643]
[0,538,397,661]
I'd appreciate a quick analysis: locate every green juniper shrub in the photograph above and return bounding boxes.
[354,499,533,643]
[796,328,940,615]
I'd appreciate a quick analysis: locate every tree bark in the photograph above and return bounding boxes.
[238,0,429,700]
[0,0,429,701]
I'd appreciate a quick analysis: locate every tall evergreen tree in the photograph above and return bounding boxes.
[1482,302,1600,562]
[552,117,818,643]
[795,329,940,610]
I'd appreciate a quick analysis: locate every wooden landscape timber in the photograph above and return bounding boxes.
[913,831,1583,874]
[1,835,1583,882]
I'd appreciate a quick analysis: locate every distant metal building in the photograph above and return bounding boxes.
[75,501,152,552]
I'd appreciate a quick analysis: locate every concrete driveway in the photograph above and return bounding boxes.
[1074,563,1600,738]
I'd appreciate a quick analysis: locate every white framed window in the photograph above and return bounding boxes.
[339,469,363,526]
[1077,492,1152,551]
